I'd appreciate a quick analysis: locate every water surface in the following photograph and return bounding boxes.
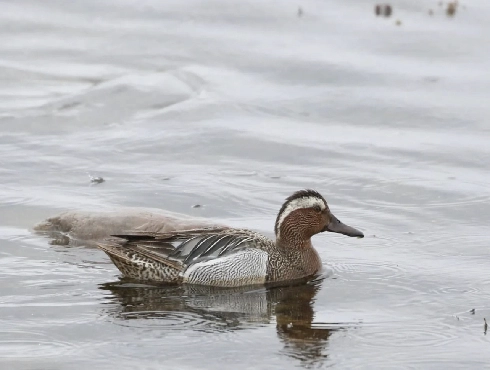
[1,0,490,368]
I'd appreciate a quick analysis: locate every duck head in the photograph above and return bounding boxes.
[274,189,364,243]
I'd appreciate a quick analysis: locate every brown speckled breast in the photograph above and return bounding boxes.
[265,245,322,283]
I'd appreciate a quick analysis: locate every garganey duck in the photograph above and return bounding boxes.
[97,189,364,287]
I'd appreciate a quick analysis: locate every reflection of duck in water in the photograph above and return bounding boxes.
[34,208,218,247]
[100,277,346,366]
[274,283,334,366]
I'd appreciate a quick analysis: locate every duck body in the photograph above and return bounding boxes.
[97,190,363,288]
[100,227,322,287]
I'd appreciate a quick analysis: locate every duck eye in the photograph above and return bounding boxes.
[313,205,322,212]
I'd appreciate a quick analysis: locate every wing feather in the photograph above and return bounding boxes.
[106,228,269,269]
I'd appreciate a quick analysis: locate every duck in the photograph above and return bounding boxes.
[97,189,364,287]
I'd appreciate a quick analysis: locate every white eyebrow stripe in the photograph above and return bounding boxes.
[276,196,326,238]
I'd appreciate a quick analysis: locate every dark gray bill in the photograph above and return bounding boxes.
[324,214,364,238]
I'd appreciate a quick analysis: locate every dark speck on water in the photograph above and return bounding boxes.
[375,4,393,17]
[446,1,458,16]
[2,0,490,369]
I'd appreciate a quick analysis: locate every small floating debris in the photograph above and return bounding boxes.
[470,308,476,315]
[91,177,105,184]
[375,4,392,17]
[395,19,402,26]
[269,176,281,179]
[162,177,171,181]
[297,7,303,17]
[484,318,487,335]
[192,204,202,208]
[88,173,105,184]
[446,1,458,17]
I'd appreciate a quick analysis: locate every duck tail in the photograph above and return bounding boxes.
[97,240,182,284]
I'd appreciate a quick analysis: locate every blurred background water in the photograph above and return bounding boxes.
[1,0,489,368]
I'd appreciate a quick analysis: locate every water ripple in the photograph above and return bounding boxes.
[0,330,77,358]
